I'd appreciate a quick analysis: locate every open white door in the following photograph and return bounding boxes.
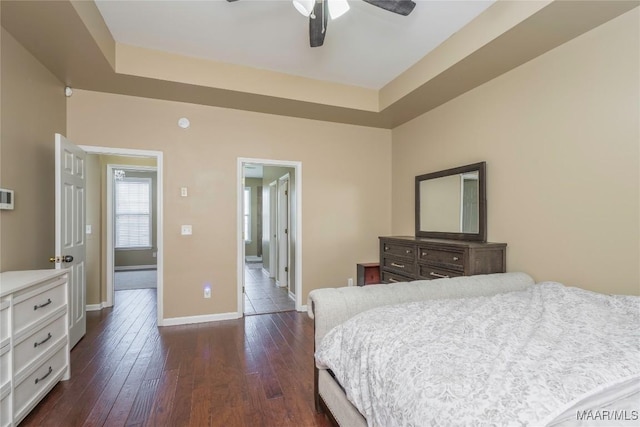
[55,134,86,349]
[277,177,289,289]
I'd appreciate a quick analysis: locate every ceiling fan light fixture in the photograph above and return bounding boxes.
[328,0,350,19]
[293,0,315,17]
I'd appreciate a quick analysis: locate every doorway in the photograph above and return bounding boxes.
[81,146,164,325]
[237,158,302,317]
[108,165,158,293]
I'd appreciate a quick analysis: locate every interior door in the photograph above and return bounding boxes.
[55,133,87,349]
[268,181,277,278]
[277,178,289,289]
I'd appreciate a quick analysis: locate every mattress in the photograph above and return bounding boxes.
[315,282,640,426]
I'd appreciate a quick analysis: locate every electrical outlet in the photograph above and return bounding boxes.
[204,286,211,299]
[181,187,188,197]
[181,225,192,235]
[347,278,354,287]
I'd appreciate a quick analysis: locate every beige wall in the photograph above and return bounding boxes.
[0,28,66,272]
[392,9,640,295]
[68,90,392,318]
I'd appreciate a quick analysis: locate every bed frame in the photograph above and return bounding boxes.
[307,272,536,426]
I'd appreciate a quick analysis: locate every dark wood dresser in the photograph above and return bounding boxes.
[379,236,506,283]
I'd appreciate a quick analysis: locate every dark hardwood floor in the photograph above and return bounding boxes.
[21,289,331,427]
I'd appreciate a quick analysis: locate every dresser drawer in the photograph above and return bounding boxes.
[381,256,416,276]
[0,344,9,389]
[418,264,464,280]
[381,241,415,260]
[14,345,67,422]
[381,270,412,284]
[13,280,66,335]
[0,388,10,427]
[0,299,9,348]
[418,246,464,269]
[14,313,66,376]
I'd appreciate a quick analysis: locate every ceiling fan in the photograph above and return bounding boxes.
[226,0,416,47]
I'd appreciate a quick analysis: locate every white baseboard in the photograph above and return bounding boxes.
[160,311,241,326]
[115,265,157,271]
[245,255,262,262]
[86,302,108,311]
[297,304,307,312]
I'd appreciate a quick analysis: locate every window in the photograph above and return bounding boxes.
[244,187,251,242]
[115,177,152,248]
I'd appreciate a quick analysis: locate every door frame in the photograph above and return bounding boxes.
[107,164,158,304]
[237,158,303,315]
[80,145,165,326]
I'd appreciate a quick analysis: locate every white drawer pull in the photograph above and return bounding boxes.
[429,272,449,279]
[34,298,52,311]
[390,262,405,269]
[34,332,53,348]
[405,249,412,254]
[453,256,460,261]
[35,366,53,384]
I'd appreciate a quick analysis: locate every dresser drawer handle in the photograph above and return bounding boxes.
[405,249,412,254]
[429,272,450,279]
[422,252,427,256]
[34,332,53,348]
[384,246,390,251]
[453,256,460,261]
[34,298,52,311]
[388,278,399,283]
[35,366,53,384]
[390,262,405,269]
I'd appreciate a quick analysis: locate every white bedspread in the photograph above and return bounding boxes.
[315,283,640,426]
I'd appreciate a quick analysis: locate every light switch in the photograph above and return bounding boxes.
[181,187,188,197]
[181,225,192,235]
[86,225,92,235]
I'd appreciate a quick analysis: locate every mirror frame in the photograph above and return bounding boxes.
[415,161,487,242]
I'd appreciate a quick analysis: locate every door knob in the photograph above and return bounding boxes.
[63,255,74,263]
[49,257,57,263]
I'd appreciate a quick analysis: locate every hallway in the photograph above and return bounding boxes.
[244,262,294,315]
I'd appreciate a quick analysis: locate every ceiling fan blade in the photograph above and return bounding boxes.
[362,0,416,16]
[309,0,329,47]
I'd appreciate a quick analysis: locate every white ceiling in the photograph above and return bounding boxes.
[95,0,495,89]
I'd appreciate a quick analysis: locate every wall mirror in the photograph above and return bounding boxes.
[415,162,486,242]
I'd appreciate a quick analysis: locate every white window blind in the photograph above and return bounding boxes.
[244,187,251,242]
[115,177,152,248]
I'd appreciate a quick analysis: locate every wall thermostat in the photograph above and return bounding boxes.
[0,188,14,210]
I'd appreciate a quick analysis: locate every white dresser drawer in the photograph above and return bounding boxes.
[0,389,10,427]
[14,345,67,422]
[0,299,9,348]
[13,279,66,335]
[14,313,67,376]
[0,345,9,390]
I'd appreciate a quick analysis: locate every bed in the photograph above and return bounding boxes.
[307,273,640,426]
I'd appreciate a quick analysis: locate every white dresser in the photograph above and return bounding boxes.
[0,270,71,426]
